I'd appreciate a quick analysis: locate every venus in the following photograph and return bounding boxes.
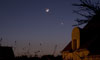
[45,8,50,12]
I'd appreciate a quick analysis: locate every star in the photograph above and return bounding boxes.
[61,22,64,25]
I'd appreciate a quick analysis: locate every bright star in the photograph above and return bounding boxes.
[45,8,50,13]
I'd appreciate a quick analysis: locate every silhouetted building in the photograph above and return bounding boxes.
[62,16,100,60]
[0,46,15,60]
[41,55,55,60]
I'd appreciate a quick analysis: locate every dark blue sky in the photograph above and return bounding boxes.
[0,0,82,56]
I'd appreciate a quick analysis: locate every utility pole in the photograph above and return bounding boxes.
[0,38,2,46]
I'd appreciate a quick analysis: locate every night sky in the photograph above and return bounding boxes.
[0,0,82,56]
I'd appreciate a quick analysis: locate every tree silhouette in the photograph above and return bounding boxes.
[73,0,100,26]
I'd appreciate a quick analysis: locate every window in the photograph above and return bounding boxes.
[73,39,77,50]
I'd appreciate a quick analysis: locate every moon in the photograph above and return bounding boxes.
[45,8,50,13]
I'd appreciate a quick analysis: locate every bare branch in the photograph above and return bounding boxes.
[73,0,100,26]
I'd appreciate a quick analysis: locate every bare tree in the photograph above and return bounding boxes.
[73,0,100,26]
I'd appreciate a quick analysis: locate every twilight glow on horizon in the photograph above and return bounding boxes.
[0,0,82,56]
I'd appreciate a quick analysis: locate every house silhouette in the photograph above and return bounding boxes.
[62,15,100,60]
[0,46,15,60]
